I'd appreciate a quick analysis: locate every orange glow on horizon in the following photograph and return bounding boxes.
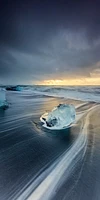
[36,78,100,86]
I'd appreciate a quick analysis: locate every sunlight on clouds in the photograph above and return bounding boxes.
[36,77,100,85]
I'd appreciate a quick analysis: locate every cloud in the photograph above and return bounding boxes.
[0,0,100,84]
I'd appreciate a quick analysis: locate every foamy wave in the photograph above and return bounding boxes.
[26,86,100,103]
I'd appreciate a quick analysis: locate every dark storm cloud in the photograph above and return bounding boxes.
[0,0,100,84]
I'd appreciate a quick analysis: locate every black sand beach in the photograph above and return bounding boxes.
[0,91,100,200]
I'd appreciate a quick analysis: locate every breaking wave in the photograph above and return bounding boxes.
[16,85,100,103]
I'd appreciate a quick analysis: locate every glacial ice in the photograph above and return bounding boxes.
[40,104,76,130]
[6,85,23,91]
[0,88,8,108]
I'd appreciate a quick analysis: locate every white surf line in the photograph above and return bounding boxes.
[17,112,85,200]
[18,105,98,200]
[75,102,88,109]
[27,115,89,200]
[75,104,99,123]
[17,146,72,200]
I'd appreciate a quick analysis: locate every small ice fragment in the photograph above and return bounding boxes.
[0,88,8,109]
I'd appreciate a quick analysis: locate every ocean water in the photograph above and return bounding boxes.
[18,85,100,102]
[0,86,100,200]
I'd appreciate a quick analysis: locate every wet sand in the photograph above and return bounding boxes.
[0,91,100,200]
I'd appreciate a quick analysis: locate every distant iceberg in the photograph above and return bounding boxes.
[6,85,23,91]
[0,88,8,109]
[40,104,76,130]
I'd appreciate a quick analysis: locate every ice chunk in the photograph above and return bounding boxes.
[6,85,23,91]
[0,88,8,109]
[40,104,76,130]
[16,86,23,91]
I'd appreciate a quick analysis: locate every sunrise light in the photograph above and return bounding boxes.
[36,77,100,86]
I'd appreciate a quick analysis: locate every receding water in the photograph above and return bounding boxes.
[0,89,100,200]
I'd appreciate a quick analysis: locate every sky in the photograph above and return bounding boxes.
[0,0,100,85]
